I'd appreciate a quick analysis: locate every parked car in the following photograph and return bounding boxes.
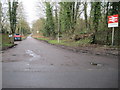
[14,34,22,41]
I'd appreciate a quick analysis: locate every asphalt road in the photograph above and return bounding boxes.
[2,35,118,88]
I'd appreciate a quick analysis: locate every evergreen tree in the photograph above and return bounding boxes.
[59,2,79,34]
[44,2,55,37]
[8,1,18,34]
[91,2,101,44]
[0,2,2,32]
[110,2,119,15]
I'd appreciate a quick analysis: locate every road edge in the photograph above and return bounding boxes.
[34,38,118,58]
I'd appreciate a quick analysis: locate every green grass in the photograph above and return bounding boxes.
[0,34,2,41]
[76,38,92,46]
[35,37,91,47]
[0,34,14,49]
[48,40,60,44]
[36,37,49,41]
[34,36,118,52]
[2,43,13,47]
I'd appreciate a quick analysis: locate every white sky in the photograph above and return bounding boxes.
[19,0,42,27]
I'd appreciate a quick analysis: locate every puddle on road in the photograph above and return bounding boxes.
[26,50,41,58]
[25,49,46,71]
[27,36,32,39]
[27,63,30,66]
[25,49,44,62]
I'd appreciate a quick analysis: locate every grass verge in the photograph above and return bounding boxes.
[2,43,14,47]
[35,37,92,47]
[0,34,15,50]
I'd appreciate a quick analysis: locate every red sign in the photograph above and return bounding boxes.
[108,14,118,23]
[108,14,119,27]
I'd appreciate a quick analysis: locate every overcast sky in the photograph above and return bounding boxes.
[19,0,42,27]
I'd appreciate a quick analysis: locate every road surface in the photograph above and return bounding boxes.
[2,35,118,88]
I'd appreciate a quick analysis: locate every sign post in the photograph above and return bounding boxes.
[108,14,119,46]
[112,27,114,46]
[57,11,60,43]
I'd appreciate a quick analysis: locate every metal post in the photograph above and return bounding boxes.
[58,33,60,43]
[112,27,114,46]
[57,8,60,43]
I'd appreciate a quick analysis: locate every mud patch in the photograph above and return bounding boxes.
[12,54,17,56]
[50,64,54,65]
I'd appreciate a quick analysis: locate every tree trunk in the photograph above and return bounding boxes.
[84,2,88,30]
